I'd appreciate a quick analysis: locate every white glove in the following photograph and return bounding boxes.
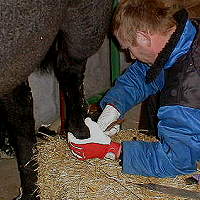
[97,105,121,136]
[68,117,111,144]
[68,117,121,160]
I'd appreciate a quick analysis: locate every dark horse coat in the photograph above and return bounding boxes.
[0,0,113,199]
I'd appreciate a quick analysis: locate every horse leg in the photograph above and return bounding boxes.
[0,107,15,157]
[0,81,38,200]
[53,34,90,139]
[54,0,113,139]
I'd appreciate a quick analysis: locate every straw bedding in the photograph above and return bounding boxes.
[36,129,200,200]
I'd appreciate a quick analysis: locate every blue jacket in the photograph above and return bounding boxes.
[100,20,200,177]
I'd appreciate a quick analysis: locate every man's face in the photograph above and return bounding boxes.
[116,34,157,65]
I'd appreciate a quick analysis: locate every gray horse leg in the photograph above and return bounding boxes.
[56,0,113,139]
[0,82,38,200]
[40,31,90,139]
[51,31,90,139]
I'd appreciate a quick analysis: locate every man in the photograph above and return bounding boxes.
[68,0,200,178]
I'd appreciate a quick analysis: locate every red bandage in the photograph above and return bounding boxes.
[69,141,121,160]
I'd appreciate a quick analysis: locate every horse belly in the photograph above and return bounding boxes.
[61,0,113,59]
[0,0,62,96]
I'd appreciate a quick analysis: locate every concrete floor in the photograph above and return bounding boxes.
[0,158,20,200]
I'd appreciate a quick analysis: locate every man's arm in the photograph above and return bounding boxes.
[97,61,164,135]
[100,61,164,116]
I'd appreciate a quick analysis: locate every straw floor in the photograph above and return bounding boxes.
[36,129,200,200]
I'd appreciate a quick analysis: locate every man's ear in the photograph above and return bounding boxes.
[136,31,151,47]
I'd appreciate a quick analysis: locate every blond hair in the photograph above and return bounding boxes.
[112,0,182,45]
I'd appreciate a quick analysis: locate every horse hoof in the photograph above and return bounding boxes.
[36,125,57,140]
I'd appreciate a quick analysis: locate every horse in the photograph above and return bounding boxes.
[0,0,113,199]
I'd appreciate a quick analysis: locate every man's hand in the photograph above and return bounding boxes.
[68,117,121,160]
[97,105,121,136]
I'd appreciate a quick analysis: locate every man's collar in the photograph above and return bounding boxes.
[145,9,188,83]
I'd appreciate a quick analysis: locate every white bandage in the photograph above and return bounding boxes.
[97,105,121,136]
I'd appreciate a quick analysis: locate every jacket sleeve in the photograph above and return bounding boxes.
[122,105,200,177]
[100,61,164,115]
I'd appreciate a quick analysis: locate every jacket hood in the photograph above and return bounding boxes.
[146,9,196,83]
[164,20,196,70]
